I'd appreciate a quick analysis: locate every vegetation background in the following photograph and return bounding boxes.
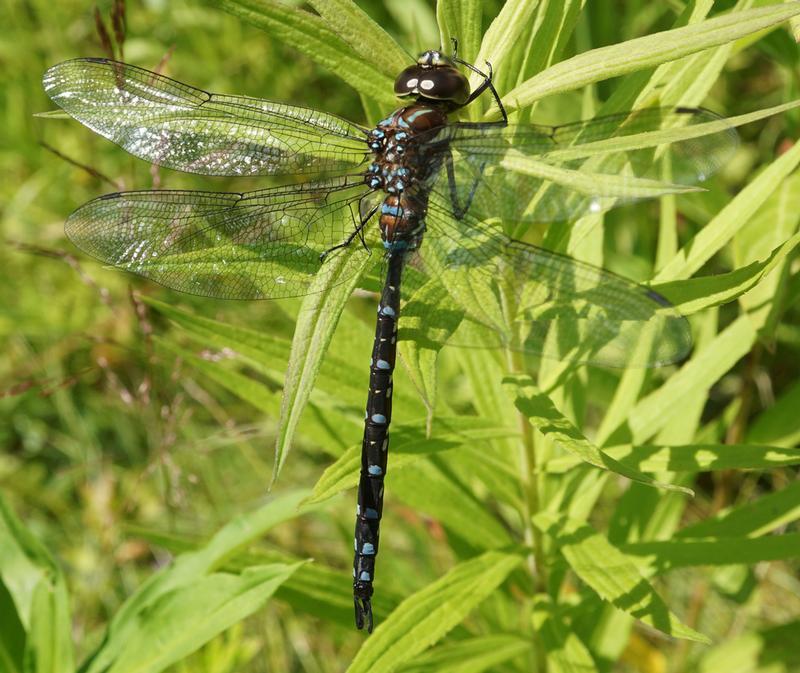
[2,0,800,672]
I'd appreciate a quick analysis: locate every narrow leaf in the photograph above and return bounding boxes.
[307,0,410,77]
[83,493,307,673]
[346,551,522,673]
[391,458,513,549]
[0,495,74,673]
[545,442,800,473]
[623,534,800,573]
[627,315,757,444]
[533,596,598,673]
[399,280,464,428]
[677,480,800,539]
[652,231,800,314]
[505,375,692,494]
[746,379,800,447]
[437,0,482,64]
[399,634,532,673]
[306,418,513,504]
[471,0,541,93]
[97,563,302,673]
[154,337,281,415]
[490,2,800,116]
[218,0,397,107]
[275,247,372,482]
[535,514,710,643]
[656,132,800,281]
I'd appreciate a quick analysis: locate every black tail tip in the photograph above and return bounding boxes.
[354,596,373,633]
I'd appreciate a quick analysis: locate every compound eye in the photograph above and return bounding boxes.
[394,65,424,97]
[413,68,469,104]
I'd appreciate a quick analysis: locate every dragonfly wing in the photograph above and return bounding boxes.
[43,58,369,177]
[430,107,738,223]
[65,177,374,299]
[412,190,691,368]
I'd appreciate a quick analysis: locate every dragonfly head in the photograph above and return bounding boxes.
[394,50,469,106]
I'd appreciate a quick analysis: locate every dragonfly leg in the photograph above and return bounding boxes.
[450,36,459,60]
[319,202,378,262]
[454,56,508,124]
[445,148,484,220]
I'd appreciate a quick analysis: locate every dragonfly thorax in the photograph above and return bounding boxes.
[366,105,449,250]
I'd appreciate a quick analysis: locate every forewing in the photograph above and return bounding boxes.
[65,177,373,299]
[43,58,369,177]
[413,191,691,368]
[430,107,738,223]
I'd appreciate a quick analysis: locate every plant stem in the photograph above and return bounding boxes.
[507,347,548,673]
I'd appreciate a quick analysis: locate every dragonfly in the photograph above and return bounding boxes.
[43,46,738,633]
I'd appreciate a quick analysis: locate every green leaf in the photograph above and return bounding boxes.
[734,171,800,338]
[533,596,598,673]
[399,280,464,429]
[83,493,307,673]
[346,551,522,673]
[141,296,292,378]
[534,513,710,643]
[746,379,800,447]
[697,620,800,673]
[398,634,532,673]
[0,495,74,673]
[677,480,800,539]
[545,442,800,473]
[25,580,74,673]
[306,0,410,78]
[545,101,800,163]
[92,563,301,673]
[652,231,800,314]
[470,0,542,94]
[623,534,800,572]
[656,130,800,282]
[141,296,376,411]
[500,150,703,198]
[305,418,513,505]
[504,375,693,494]
[491,2,800,117]
[274,246,372,482]
[391,458,514,549]
[517,0,586,88]
[0,580,24,673]
[218,0,398,108]
[437,0,482,64]
[627,315,757,444]
[154,336,281,415]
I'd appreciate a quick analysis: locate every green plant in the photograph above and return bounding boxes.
[2,1,800,672]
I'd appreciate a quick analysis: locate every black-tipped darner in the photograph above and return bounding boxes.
[43,45,738,632]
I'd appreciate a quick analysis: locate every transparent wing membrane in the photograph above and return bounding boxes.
[414,190,691,368]
[46,59,737,363]
[43,58,370,177]
[65,177,373,299]
[426,107,738,223]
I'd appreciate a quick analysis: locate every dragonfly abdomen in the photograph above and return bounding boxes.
[378,193,428,250]
[353,252,404,633]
